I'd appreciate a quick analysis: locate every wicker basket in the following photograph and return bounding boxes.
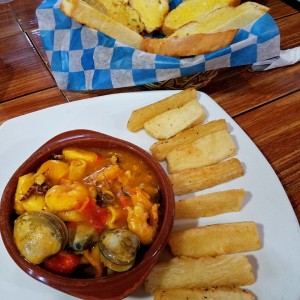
[144,70,218,90]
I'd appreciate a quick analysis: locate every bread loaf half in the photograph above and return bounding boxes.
[142,1,269,57]
[162,0,240,36]
[60,0,144,49]
[130,0,169,33]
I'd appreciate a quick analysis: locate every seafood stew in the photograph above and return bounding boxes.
[0,130,174,299]
[12,146,162,278]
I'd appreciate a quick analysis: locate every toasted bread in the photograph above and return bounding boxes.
[141,1,268,57]
[130,0,169,33]
[85,0,145,33]
[172,1,270,35]
[162,0,240,36]
[60,0,144,49]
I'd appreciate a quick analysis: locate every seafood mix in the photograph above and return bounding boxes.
[13,147,161,277]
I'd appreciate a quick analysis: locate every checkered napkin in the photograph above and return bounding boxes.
[36,0,280,91]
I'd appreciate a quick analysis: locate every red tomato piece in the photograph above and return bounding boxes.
[43,251,80,275]
[78,198,110,232]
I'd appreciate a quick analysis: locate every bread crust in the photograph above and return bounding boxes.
[141,29,237,57]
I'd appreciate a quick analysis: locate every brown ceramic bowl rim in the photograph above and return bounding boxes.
[0,129,175,300]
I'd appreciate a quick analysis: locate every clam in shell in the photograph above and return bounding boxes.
[98,228,140,272]
[13,212,68,264]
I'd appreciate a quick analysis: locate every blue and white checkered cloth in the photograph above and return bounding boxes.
[36,0,280,90]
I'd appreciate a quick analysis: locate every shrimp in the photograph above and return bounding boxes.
[45,182,89,212]
[127,188,159,245]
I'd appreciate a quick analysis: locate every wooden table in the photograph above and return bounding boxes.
[0,0,299,223]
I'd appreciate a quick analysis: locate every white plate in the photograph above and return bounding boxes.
[0,91,299,300]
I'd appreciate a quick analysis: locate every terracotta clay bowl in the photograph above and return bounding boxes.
[0,129,175,300]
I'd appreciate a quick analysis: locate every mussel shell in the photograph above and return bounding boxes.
[98,228,140,272]
[13,212,68,264]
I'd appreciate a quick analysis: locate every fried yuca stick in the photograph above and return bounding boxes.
[169,158,244,195]
[127,88,197,132]
[154,287,255,300]
[175,189,246,219]
[167,129,236,173]
[168,221,261,258]
[144,255,255,294]
[150,119,227,161]
[144,98,205,140]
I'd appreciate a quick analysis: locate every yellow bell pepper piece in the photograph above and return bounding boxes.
[68,159,87,181]
[22,195,45,213]
[14,173,35,214]
[15,173,35,201]
[62,147,98,163]
[36,160,69,185]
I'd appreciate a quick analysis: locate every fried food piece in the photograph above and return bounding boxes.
[127,88,197,132]
[144,255,255,294]
[166,129,236,173]
[169,158,244,195]
[154,287,255,300]
[168,221,261,258]
[144,99,205,140]
[150,119,228,161]
[175,189,246,219]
